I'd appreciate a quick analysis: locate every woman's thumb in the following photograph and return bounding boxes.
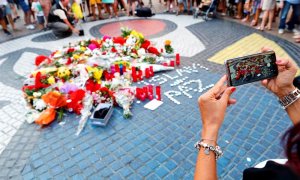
[221,87,236,102]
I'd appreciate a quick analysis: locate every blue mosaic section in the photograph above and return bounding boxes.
[21,66,291,179]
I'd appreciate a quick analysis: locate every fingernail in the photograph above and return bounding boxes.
[231,87,236,93]
[276,60,282,63]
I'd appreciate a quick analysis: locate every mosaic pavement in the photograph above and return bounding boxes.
[0,14,299,179]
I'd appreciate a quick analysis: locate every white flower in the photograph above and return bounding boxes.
[25,110,41,124]
[33,92,42,98]
[137,48,146,56]
[33,99,47,111]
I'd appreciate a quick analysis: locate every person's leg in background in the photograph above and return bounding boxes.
[286,3,300,32]
[90,0,97,20]
[266,7,274,30]
[9,2,19,21]
[96,0,103,19]
[278,1,290,33]
[5,4,17,30]
[258,9,269,30]
[0,7,11,35]
[235,0,243,19]
[113,0,118,17]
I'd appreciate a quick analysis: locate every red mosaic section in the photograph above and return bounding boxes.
[99,19,166,37]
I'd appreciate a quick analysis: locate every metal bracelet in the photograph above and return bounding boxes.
[194,141,223,160]
[278,88,300,109]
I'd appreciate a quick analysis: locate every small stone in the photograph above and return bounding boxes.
[246,158,251,162]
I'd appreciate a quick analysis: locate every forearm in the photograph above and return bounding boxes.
[194,129,218,180]
[63,19,75,30]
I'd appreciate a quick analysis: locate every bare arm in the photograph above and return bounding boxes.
[62,18,79,34]
[195,76,236,180]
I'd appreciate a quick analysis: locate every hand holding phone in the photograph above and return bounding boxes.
[225,51,278,86]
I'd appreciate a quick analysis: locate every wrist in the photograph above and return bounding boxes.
[201,126,219,142]
[275,85,296,99]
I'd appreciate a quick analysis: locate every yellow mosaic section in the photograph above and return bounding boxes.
[208,33,300,76]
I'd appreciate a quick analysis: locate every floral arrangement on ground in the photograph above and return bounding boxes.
[22,27,180,135]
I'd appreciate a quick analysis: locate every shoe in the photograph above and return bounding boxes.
[4,29,11,35]
[26,25,35,30]
[278,29,284,34]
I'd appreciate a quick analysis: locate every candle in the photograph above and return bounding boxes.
[176,53,180,66]
[170,60,175,67]
[145,68,150,79]
[136,70,143,81]
[149,66,154,77]
[136,87,142,99]
[156,86,161,101]
[132,67,137,82]
[143,86,148,98]
[148,85,153,100]
[115,64,120,73]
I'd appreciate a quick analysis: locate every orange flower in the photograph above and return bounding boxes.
[164,40,171,46]
[42,91,67,108]
[35,108,56,125]
[35,91,67,126]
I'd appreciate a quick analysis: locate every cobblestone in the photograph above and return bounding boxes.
[0,13,298,180]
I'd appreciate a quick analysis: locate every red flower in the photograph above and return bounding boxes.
[141,40,150,49]
[66,58,72,65]
[85,79,101,93]
[113,37,126,45]
[67,48,75,54]
[67,89,85,114]
[111,47,117,53]
[148,47,160,56]
[35,72,50,90]
[35,55,51,66]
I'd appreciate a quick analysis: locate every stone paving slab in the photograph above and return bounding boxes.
[0,16,299,180]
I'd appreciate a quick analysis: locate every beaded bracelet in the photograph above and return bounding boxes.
[194,140,223,160]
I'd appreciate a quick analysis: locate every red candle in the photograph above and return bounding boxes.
[136,70,143,81]
[143,86,148,98]
[149,66,154,77]
[176,53,180,66]
[123,65,126,72]
[156,86,161,101]
[132,67,137,82]
[136,87,142,99]
[148,85,153,100]
[115,64,120,73]
[170,60,175,67]
[145,68,150,79]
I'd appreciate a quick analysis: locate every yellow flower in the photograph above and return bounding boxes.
[165,40,171,46]
[57,67,71,78]
[93,69,103,83]
[80,47,86,51]
[47,76,55,84]
[73,54,80,60]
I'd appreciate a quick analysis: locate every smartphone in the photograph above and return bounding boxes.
[224,51,278,86]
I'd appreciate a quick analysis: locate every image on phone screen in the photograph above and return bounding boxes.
[225,51,278,86]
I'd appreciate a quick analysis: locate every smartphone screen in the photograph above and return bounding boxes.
[225,51,278,86]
